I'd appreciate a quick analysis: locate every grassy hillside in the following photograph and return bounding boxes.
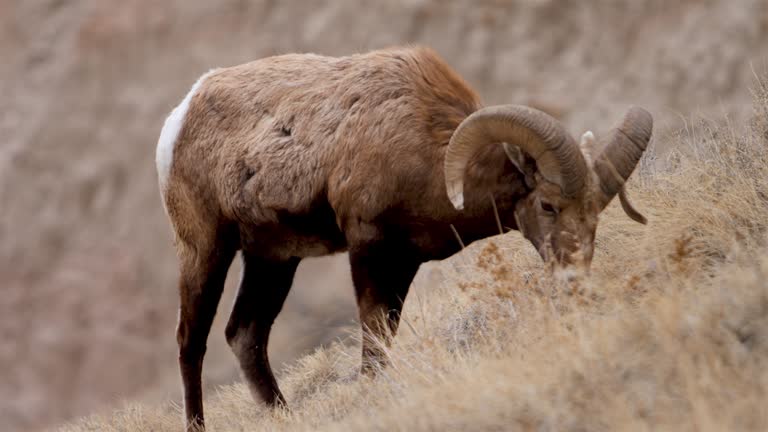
[59,79,768,431]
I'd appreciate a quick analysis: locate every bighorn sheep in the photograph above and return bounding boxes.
[156,46,652,430]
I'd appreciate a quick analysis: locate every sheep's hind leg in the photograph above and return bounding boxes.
[225,252,300,408]
[348,238,421,374]
[177,239,237,431]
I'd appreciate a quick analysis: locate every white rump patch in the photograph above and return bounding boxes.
[156,69,218,192]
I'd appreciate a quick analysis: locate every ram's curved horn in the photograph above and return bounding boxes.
[444,105,587,210]
[593,106,653,224]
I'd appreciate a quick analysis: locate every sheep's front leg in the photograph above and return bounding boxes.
[348,237,421,374]
[225,253,300,408]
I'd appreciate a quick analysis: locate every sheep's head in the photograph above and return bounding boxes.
[444,105,653,271]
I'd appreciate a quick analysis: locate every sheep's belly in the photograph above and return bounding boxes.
[237,207,347,260]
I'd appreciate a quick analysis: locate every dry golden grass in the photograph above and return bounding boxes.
[60,83,768,432]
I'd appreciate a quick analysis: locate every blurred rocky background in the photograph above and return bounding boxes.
[1,0,766,430]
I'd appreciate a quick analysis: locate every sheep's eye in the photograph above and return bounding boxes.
[540,201,557,213]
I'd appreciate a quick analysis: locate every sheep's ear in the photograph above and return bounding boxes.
[503,142,537,188]
[579,130,595,168]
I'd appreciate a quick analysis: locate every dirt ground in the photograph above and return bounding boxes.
[1,1,767,430]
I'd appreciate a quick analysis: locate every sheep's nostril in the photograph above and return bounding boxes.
[553,261,589,282]
[553,267,579,283]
